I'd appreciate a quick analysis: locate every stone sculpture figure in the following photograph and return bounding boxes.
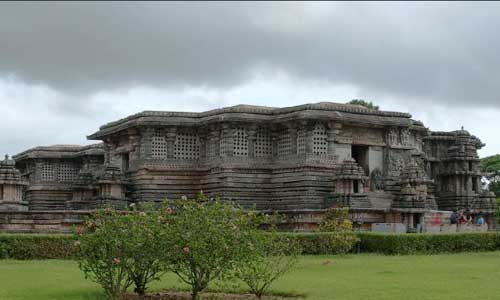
[370,168,384,191]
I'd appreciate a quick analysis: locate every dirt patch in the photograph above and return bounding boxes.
[123,290,299,300]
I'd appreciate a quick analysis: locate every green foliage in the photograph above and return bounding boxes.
[347,99,379,110]
[496,198,500,224]
[277,232,359,255]
[358,232,500,255]
[480,154,500,175]
[123,204,167,296]
[74,207,169,299]
[236,231,300,298]
[489,182,500,197]
[74,210,135,300]
[318,207,353,232]
[0,234,76,260]
[161,196,261,300]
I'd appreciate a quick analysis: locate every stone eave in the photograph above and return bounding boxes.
[87,102,417,140]
[13,144,104,161]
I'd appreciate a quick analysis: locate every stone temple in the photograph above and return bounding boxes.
[0,102,496,232]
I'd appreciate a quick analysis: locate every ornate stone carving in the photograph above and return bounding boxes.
[387,128,399,147]
[400,128,411,146]
[370,168,384,191]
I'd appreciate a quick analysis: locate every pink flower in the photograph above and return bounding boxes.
[182,247,190,254]
[165,207,173,214]
[112,257,121,264]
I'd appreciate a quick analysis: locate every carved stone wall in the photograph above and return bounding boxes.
[3,102,495,232]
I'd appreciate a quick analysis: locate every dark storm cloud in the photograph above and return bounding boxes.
[1,2,500,106]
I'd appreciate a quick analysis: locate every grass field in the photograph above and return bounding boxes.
[1,253,500,300]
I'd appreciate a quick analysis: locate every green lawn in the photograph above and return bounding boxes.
[1,253,500,300]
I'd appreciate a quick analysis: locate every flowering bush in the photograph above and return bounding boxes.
[74,209,134,300]
[74,206,166,299]
[161,195,261,300]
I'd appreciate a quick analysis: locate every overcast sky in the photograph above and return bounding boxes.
[1,2,499,157]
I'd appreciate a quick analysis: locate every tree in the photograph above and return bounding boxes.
[480,155,500,196]
[347,99,379,110]
[162,195,260,300]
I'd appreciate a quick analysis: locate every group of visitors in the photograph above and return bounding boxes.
[450,209,485,225]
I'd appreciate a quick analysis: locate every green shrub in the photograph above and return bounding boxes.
[237,230,301,298]
[278,232,359,255]
[318,207,353,232]
[0,234,76,260]
[358,232,500,255]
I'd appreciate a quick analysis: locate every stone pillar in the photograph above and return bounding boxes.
[466,176,473,193]
[199,135,207,160]
[304,121,314,155]
[222,124,235,157]
[327,122,341,156]
[271,127,280,157]
[247,127,257,159]
[209,128,221,158]
[166,127,177,159]
[128,132,141,164]
[455,176,461,194]
[408,214,414,229]
[141,128,154,159]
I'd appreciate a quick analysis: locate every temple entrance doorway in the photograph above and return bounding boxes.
[352,145,369,175]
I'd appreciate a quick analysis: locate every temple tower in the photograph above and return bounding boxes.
[329,159,370,208]
[0,155,28,211]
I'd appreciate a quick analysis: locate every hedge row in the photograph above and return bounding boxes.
[2,232,500,259]
[0,234,77,260]
[277,232,359,255]
[357,232,500,255]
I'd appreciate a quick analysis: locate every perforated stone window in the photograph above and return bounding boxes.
[174,133,200,160]
[151,129,168,159]
[254,129,272,157]
[297,129,306,155]
[41,162,55,182]
[233,128,248,157]
[312,123,328,155]
[277,128,292,156]
[58,162,78,182]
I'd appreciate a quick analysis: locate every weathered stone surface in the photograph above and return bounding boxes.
[0,102,495,232]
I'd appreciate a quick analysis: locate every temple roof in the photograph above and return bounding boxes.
[88,102,418,140]
[13,143,104,161]
[424,129,484,149]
